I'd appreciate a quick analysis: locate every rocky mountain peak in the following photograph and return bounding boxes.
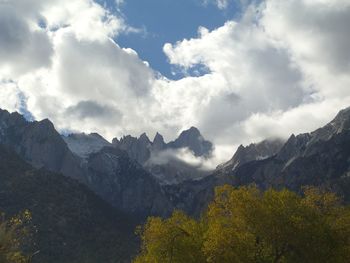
[184,126,201,136]
[153,132,164,143]
[168,126,213,157]
[152,132,166,151]
[309,107,350,144]
[63,132,111,158]
[276,133,311,161]
[221,139,285,171]
[115,134,151,164]
[139,132,151,144]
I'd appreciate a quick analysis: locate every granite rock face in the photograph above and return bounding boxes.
[152,132,166,152]
[167,127,213,157]
[113,133,152,165]
[166,107,350,215]
[112,127,214,185]
[219,139,285,172]
[0,109,173,217]
[0,109,84,182]
[217,107,350,201]
[63,132,111,158]
[85,146,173,217]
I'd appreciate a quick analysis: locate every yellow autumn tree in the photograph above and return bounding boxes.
[0,210,32,263]
[134,210,206,263]
[134,185,350,263]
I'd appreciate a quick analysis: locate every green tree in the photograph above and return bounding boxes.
[0,210,32,263]
[134,186,350,263]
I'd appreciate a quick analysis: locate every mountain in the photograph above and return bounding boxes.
[113,127,214,185]
[144,150,212,185]
[85,146,172,217]
[0,144,137,263]
[4,106,350,220]
[113,133,152,165]
[167,127,213,157]
[165,107,350,215]
[215,107,350,205]
[0,109,84,182]
[113,127,213,164]
[63,132,111,158]
[0,109,172,217]
[152,132,166,152]
[218,139,285,172]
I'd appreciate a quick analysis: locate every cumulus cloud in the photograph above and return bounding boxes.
[162,0,350,150]
[0,4,53,77]
[1,0,350,166]
[0,80,23,113]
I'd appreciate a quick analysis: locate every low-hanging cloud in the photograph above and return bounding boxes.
[147,147,218,171]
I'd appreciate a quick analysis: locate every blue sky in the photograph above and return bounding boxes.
[97,0,240,79]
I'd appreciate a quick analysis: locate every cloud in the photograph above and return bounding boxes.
[147,148,218,171]
[162,0,350,149]
[201,0,252,10]
[66,100,123,123]
[0,80,22,113]
[1,0,350,166]
[0,4,53,77]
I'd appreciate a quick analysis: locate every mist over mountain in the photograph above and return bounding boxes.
[1,106,350,260]
[111,126,214,185]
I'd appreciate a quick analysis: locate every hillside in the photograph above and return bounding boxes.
[0,145,138,263]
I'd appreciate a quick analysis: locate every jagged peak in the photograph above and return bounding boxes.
[139,132,151,144]
[309,106,350,144]
[121,134,137,141]
[112,137,120,145]
[89,132,106,139]
[36,118,56,131]
[153,132,165,143]
[179,126,201,138]
[65,132,109,142]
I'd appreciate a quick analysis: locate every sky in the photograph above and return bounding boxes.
[0,0,350,165]
[101,0,240,79]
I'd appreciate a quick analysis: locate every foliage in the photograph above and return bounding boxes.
[134,185,350,263]
[134,211,206,263]
[0,211,32,263]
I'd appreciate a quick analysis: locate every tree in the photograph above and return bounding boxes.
[134,185,350,263]
[134,210,206,263]
[0,210,32,263]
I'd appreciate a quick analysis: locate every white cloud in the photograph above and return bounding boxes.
[0,81,23,113]
[162,0,350,154]
[201,0,251,10]
[1,0,350,166]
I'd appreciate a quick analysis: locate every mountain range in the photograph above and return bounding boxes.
[1,106,350,262]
